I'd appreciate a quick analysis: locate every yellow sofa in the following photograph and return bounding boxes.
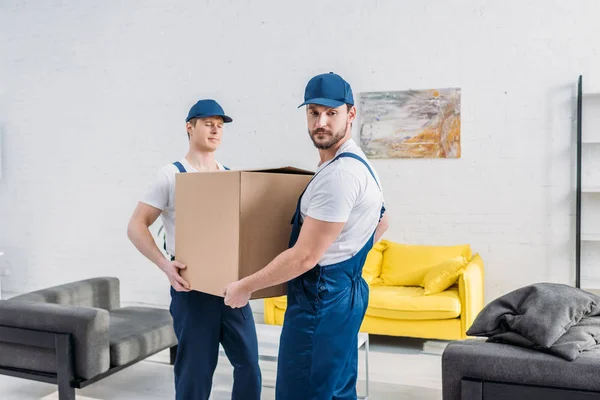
[263,240,484,340]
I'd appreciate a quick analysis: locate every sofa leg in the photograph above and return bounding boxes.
[55,334,76,400]
[58,385,76,400]
[170,345,178,365]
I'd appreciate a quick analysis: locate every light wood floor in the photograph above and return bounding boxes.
[0,323,446,399]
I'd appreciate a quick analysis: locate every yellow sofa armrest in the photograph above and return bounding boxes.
[458,253,484,338]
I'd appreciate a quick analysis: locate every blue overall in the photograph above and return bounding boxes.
[169,161,261,400]
[275,153,385,400]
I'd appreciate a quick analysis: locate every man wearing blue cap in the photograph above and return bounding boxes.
[224,73,388,399]
[127,99,261,400]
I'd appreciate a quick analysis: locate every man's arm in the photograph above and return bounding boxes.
[127,202,190,291]
[374,211,389,243]
[228,216,345,299]
[127,202,166,268]
[241,210,388,293]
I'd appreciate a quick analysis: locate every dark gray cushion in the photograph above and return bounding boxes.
[442,340,600,400]
[466,283,600,360]
[109,307,176,366]
[0,300,110,379]
[467,283,600,347]
[485,316,600,361]
[10,277,120,311]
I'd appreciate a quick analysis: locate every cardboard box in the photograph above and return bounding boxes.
[175,167,313,299]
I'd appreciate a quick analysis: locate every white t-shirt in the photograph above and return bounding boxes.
[141,158,226,255]
[300,139,385,266]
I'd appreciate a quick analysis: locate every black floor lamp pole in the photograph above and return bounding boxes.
[576,75,582,289]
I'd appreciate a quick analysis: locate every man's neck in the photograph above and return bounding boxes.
[317,135,352,166]
[185,150,219,171]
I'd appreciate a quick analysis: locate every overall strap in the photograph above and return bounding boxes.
[300,152,381,198]
[291,152,384,224]
[334,153,382,191]
[173,161,187,173]
[291,155,340,224]
[334,152,386,219]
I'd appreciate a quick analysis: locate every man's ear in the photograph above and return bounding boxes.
[348,105,357,124]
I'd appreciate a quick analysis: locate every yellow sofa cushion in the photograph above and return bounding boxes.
[270,286,461,321]
[361,241,387,284]
[379,242,472,286]
[366,285,461,320]
[422,257,468,295]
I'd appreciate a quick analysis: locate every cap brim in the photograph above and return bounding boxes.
[298,98,346,109]
[186,114,233,123]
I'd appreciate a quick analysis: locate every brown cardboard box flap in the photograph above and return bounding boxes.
[240,166,314,175]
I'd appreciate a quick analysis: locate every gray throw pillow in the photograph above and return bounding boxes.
[467,283,600,348]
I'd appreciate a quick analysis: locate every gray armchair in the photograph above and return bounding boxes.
[0,277,177,399]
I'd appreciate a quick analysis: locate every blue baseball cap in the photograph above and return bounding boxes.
[186,99,233,123]
[298,72,354,108]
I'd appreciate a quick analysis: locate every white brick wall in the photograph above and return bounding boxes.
[1,0,600,308]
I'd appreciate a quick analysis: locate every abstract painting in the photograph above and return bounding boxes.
[358,88,461,158]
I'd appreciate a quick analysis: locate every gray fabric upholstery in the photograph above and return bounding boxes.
[109,307,176,366]
[442,339,600,400]
[0,277,176,382]
[0,300,110,379]
[0,342,55,375]
[466,283,600,360]
[10,277,120,311]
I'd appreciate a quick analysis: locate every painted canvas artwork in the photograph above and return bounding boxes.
[358,88,461,159]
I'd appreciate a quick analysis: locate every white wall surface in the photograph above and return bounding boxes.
[1,0,600,308]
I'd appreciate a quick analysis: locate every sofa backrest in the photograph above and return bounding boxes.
[362,241,387,284]
[9,277,120,311]
[362,240,472,286]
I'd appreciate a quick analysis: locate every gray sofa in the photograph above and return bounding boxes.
[442,339,600,399]
[0,277,178,399]
[442,283,600,399]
